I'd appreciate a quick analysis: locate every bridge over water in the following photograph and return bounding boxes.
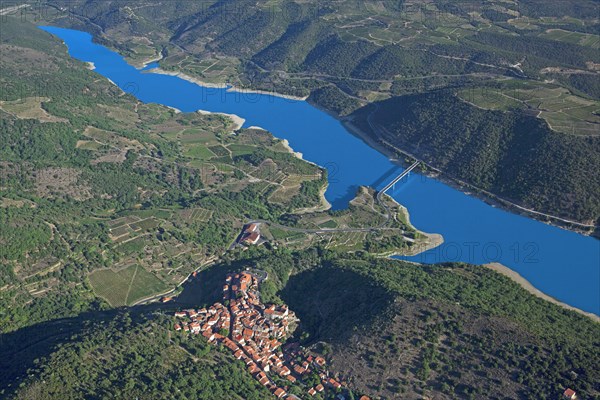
[377,161,420,200]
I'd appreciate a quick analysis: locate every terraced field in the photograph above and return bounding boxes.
[539,29,600,48]
[459,83,600,135]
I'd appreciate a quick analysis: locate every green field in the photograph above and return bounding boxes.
[539,29,600,48]
[228,144,256,157]
[459,83,600,135]
[88,265,168,307]
[184,144,216,160]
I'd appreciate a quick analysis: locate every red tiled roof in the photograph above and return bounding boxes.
[243,232,260,244]
[245,223,258,233]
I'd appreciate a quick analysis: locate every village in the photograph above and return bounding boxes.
[173,270,369,400]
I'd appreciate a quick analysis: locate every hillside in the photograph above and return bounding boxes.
[350,92,600,225]
[178,249,600,399]
[279,254,600,399]
[32,0,600,225]
[6,249,600,399]
[3,312,274,399]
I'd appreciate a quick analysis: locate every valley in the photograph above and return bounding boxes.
[1,2,599,399]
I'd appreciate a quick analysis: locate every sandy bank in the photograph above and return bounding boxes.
[196,109,244,131]
[166,105,181,114]
[390,197,444,256]
[485,262,599,322]
[146,67,307,100]
[280,139,304,160]
[225,86,308,101]
[148,67,228,88]
[293,183,332,215]
[139,53,163,69]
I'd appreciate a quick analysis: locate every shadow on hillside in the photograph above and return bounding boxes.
[0,258,256,397]
[0,308,121,396]
[279,265,394,343]
[0,303,183,396]
[174,262,239,307]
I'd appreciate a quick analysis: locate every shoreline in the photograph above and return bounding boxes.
[137,53,163,69]
[147,67,308,101]
[225,86,308,101]
[484,262,599,322]
[387,195,444,257]
[280,139,332,214]
[280,138,305,161]
[293,183,332,215]
[279,138,323,170]
[166,105,181,114]
[196,109,245,131]
[148,67,228,89]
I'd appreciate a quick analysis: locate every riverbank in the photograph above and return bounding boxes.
[226,86,308,101]
[196,109,245,131]
[294,183,332,214]
[390,196,444,257]
[485,262,599,322]
[136,53,164,69]
[280,138,305,161]
[147,67,308,101]
[282,137,332,214]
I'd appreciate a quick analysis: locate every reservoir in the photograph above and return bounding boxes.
[40,26,600,315]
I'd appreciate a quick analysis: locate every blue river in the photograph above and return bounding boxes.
[40,26,599,315]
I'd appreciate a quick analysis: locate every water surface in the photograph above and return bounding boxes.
[41,26,600,315]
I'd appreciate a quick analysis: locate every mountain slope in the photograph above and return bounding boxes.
[350,92,600,224]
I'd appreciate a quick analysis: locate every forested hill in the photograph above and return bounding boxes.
[350,92,600,225]
[6,249,600,399]
[36,0,600,226]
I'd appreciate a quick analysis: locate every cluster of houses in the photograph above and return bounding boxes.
[173,270,359,399]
